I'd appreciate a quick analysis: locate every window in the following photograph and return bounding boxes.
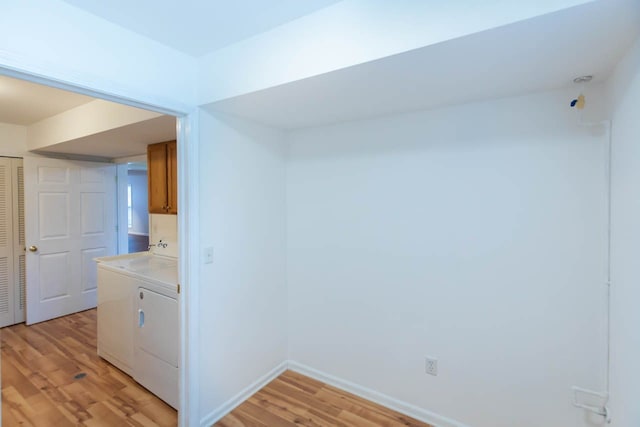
[127,184,133,229]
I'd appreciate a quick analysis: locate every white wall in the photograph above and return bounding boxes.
[607,36,640,427]
[286,88,609,427]
[149,214,178,258]
[0,4,630,427]
[128,170,149,235]
[198,110,288,423]
[0,122,28,157]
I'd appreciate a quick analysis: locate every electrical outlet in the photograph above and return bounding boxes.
[425,357,438,376]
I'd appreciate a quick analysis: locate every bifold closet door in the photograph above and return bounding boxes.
[0,158,15,327]
[12,159,26,324]
[0,158,25,328]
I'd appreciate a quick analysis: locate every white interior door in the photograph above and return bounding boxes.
[24,157,117,325]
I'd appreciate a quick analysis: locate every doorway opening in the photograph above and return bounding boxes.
[0,72,187,425]
[126,162,150,253]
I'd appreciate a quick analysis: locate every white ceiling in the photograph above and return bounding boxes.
[2,0,636,155]
[37,115,176,159]
[0,74,176,159]
[60,0,342,57]
[0,75,94,125]
[207,0,640,130]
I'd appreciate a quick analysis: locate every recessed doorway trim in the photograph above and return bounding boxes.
[0,65,200,427]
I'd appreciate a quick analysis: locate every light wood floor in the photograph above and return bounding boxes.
[1,309,177,426]
[215,370,433,427]
[2,310,432,427]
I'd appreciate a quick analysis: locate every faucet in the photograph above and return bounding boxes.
[148,239,168,251]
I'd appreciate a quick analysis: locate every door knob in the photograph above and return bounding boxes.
[28,245,38,252]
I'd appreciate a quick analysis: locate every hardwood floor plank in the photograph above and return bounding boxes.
[216,413,250,427]
[337,410,381,427]
[3,385,40,423]
[222,410,268,427]
[2,358,41,400]
[267,379,343,416]
[2,400,32,427]
[59,398,94,424]
[4,310,434,427]
[214,370,432,427]
[259,387,348,426]
[137,400,180,427]
[305,407,352,427]
[250,389,325,426]
[84,401,136,427]
[316,388,417,427]
[278,370,324,394]
[234,400,298,427]
[1,309,177,427]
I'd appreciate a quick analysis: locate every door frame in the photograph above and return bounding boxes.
[0,67,200,427]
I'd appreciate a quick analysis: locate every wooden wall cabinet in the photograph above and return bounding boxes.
[147,140,177,214]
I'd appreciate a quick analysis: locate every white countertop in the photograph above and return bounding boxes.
[95,252,178,287]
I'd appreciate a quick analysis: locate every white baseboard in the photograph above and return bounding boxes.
[199,361,288,427]
[288,361,471,427]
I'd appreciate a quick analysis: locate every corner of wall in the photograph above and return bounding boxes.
[606,35,640,116]
[199,361,288,427]
[606,33,640,427]
[0,122,28,157]
[196,110,289,422]
[287,361,471,427]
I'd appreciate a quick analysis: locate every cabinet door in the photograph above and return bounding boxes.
[147,142,168,214]
[167,141,177,215]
